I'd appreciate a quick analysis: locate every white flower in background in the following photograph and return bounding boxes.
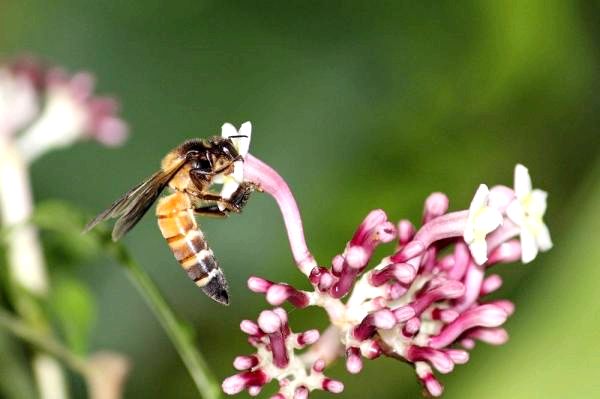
[463,184,503,265]
[507,164,552,263]
[0,67,38,136]
[216,121,252,206]
[17,70,127,162]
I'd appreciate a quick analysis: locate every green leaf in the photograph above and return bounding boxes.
[32,200,103,268]
[49,276,96,355]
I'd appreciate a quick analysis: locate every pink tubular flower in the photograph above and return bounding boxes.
[223,152,552,397]
[0,56,127,161]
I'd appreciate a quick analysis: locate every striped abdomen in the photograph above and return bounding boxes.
[156,191,230,305]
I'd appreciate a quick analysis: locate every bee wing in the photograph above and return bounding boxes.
[84,160,186,241]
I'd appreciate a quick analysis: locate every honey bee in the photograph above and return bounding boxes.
[84,136,255,305]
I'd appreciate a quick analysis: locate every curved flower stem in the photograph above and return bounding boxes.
[244,154,317,276]
[104,241,221,399]
[0,307,89,376]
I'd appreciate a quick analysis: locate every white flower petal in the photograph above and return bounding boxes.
[470,184,490,213]
[520,228,538,263]
[536,223,553,252]
[529,189,548,217]
[220,179,239,201]
[474,207,503,235]
[469,239,488,265]
[212,173,225,184]
[221,122,238,139]
[463,225,474,244]
[506,200,526,226]
[514,164,532,199]
[239,121,252,139]
[220,121,252,158]
[231,160,244,182]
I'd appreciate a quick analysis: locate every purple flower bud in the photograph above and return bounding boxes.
[370,262,416,286]
[410,280,465,315]
[397,219,415,245]
[488,240,521,265]
[406,346,454,374]
[247,276,273,293]
[322,379,344,393]
[429,304,508,349]
[444,349,469,364]
[240,320,261,336]
[353,309,396,341]
[222,370,268,395]
[391,240,426,262]
[258,311,289,368]
[480,274,503,295]
[423,192,449,223]
[294,386,309,399]
[233,355,259,370]
[345,348,363,374]
[393,305,416,323]
[266,284,310,308]
[467,327,509,345]
[297,329,320,347]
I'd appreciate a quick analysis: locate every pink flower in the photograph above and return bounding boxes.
[223,155,549,397]
[0,56,127,161]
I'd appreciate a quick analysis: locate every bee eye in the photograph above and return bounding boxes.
[198,158,212,171]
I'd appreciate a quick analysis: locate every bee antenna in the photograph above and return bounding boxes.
[227,135,248,139]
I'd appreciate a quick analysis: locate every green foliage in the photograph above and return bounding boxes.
[48,275,96,355]
[33,200,102,268]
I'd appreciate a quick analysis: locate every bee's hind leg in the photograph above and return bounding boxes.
[193,204,228,218]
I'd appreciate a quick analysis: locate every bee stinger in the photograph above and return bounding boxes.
[84,135,255,305]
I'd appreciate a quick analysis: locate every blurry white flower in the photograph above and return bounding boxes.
[17,70,127,162]
[0,67,39,136]
[507,164,552,263]
[463,184,503,265]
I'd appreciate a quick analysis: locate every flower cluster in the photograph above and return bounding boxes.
[224,159,551,397]
[0,56,127,161]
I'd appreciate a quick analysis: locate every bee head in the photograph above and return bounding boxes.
[181,137,241,175]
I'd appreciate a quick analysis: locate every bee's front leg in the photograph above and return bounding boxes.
[190,182,256,214]
[226,181,256,213]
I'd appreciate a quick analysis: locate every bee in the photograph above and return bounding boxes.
[84,136,255,305]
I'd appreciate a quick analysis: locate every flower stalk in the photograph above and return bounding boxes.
[104,241,221,399]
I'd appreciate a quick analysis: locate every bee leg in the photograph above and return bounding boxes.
[190,183,256,214]
[227,182,255,212]
[194,204,228,218]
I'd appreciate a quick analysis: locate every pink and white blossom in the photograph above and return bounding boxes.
[463,184,503,265]
[224,151,551,398]
[506,164,552,263]
[0,56,128,162]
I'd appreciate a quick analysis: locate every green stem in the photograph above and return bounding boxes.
[0,307,89,377]
[105,242,221,399]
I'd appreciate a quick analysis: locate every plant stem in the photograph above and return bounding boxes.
[0,136,68,399]
[105,242,221,399]
[0,307,89,376]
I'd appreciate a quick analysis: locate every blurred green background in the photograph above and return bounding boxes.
[1,1,599,398]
